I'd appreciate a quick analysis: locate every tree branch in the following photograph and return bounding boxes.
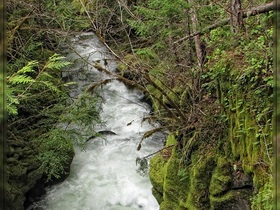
[174,2,275,44]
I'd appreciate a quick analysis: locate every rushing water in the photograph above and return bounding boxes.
[30,33,163,210]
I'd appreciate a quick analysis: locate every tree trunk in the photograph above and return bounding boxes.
[230,0,245,33]
[188,2,203,71]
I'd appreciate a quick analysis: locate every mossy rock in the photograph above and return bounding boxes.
[5,184,26,210]
[210,191,235,210]
[161,146,190,210]
[160,199,181,210]
[209,157,232,196]
[210,189,252,210]
[152,187,164,204]
[163,148,185,201]
[6,138,75,210]
[149,154,166,204]
[183,153,216,210]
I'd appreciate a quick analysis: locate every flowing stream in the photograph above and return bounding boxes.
[30,33,163,210]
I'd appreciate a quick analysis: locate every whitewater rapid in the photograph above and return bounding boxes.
[29,33,163,210]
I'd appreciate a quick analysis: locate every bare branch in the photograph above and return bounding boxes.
[174,2,275,44]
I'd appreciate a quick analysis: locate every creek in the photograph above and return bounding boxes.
[28,33,163,210]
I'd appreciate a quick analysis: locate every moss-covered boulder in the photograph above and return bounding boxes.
[149,154,166,204]
[5,139,74,210]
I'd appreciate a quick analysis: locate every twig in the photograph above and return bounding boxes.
[142,144,176,159]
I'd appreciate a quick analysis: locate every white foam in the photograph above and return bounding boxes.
[31,33,162,210]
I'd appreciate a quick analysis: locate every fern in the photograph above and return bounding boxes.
[8,75,35,85]
[6,88,19,115]
[7,54,71,116]
[39,81,61,94]
[37,128,73,180]
[7,61,37,85]
[7,61,38,115]
[45,53,72,70]
[17,61,38,74]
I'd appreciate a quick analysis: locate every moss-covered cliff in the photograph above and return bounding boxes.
[147,21,273,208]
[145,12,273,209]
[150,133,258,210]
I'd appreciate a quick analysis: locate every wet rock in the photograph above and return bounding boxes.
[232,170,253,189]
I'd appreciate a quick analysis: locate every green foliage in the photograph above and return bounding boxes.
[59,92,102,145]
[122,1,274,209]
[202,11,273,208]
[44,0,92,31]
[251,177,273,210]
[7,52,102,180]
[36,91,102,180]
[6,0,275,207]
[37,128,74,180]
[45,54,72,70]
[6,61,36,115]
[129,0,189,38]
[127,0,192,67]
[7,54,71,116]
[6,1,104,208]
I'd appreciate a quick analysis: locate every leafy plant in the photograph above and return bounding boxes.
[7,54,71,116]
[36,90,102,180]
[251,177,273,210]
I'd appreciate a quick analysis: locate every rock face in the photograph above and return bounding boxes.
[149,134,254,210]
[5,139,74,210]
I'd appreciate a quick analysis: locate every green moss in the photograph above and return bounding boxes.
[209,157,232,196]
[227,100,272,191]
[160,199,181,210]
[166,133,177,146]
[184,153,216,210]
[152,187,164,204]
[149,154,166,204]
[163,148,184,200]
[210,191,235,210]
[147,83,162,111]
[251,177,273,210]
[162,86,182,105]
[161,146,188,210]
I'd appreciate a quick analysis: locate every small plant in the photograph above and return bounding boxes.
[136,157,149,176]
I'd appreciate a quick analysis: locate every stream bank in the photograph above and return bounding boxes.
[6,139,74,210]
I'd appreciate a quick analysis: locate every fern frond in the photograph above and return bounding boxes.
[8,75,35,85]
[7,61,37,82]
[41,72,53,79]
[17,61,38,74]
[46,53,72,70]
[39,81,61,94]
[7,105,18,116]
[6,87,19,115]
